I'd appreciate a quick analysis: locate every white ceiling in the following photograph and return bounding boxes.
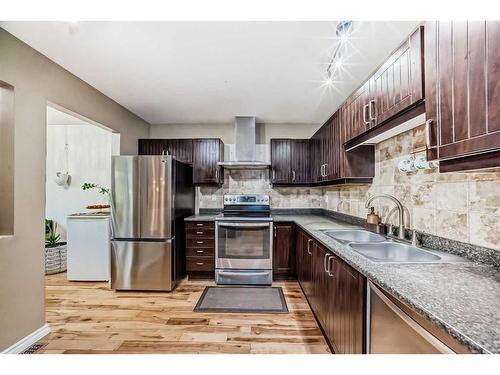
[2,21,420,125]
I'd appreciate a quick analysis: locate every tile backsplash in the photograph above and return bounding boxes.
[197,170,323,210]
[323,124,500,251]
[197,124,500,251]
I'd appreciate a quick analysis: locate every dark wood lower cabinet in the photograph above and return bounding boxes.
[272,223,296,280]
[185,221,215,279]
[295,227,365,354]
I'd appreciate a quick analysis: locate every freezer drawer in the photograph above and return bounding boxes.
[111,240,173,291]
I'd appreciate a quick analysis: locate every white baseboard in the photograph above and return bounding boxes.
[2,324,50,354]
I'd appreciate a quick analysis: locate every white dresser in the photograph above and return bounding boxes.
[67,213,111,281]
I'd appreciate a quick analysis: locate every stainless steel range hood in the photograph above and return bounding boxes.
[218,116,270,169]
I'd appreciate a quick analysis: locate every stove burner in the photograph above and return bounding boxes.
[217,194,271,222]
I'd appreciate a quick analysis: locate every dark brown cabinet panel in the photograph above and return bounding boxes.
[139,138,224,184]
[270,139,291,183]
[295,228,365,354]
[371,26,424,127]
[271,139,309,184]
[185,221,215,279]
[138,139,193,164]
[343,26,424,145]
[343,79,374,142]
[309,131,322,183]
[290,139,310,184]
[425,21,500,168]
[192,139,224,184]
[272,223,296,279]
[296,229,313,300]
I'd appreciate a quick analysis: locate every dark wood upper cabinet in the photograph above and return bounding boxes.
[192,139,224,184]
[272,223,296,280]
[139,138,224,184]
[138,139,193,164]
[343,26,424,145]
[271,139,309,185]
[270,139,291,183]
[309,131,322,183]
[343,79,374,142]
[290,139,310,184]
[425,21,500,170]
[167,139,194,164]
[371,26,424,127]
[308,109,374,185]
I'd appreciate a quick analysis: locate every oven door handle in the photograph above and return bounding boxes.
[217,271,271,277]
[217,222,271,229]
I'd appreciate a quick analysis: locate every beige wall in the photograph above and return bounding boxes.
[0,28,150,351]
[150,122,321,144]
[0,82,14,236]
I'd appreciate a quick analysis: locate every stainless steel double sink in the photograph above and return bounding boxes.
[321,229,466,264]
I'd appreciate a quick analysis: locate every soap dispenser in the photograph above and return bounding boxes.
[366,207,381,233]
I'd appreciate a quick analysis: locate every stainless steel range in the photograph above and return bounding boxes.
[215,194,273,285]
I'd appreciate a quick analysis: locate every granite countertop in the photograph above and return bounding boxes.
[185,214,219,221]
[185,213,500,353]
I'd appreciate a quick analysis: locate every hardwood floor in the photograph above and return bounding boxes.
[36,273,330,354]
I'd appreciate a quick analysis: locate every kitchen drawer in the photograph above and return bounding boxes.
[186,238,215,248]
[186,256,214,272]
[186,247,215,257]
[186,228,215,238]
[186,221,215,230]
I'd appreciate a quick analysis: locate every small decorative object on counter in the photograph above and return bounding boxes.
[44,219,67,275]
[86,204,111,210]
[82,182,111,210]
[366,207,381,233]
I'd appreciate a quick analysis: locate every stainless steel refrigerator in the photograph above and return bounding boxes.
[110,155,194,291]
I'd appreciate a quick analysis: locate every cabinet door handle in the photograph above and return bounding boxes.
[369,99,376,121]
[273,225,276,238]
[272,169,276,181]
[215,168,219,180]
[363,104,370,125]
[324,164,328,178]
[425,119,433,149]
[196,223,204,227]
[196,241,204,244]
[196,262,204,266]
[307,239,313,255]
[196,250,204,254]
[196,231,203,235]
[328,256,335,277]
[292,170,296,181]
[323,253,330,273]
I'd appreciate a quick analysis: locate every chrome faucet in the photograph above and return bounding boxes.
[365,194,405,240]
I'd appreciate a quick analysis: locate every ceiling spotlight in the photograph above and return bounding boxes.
[336,21,353,40]
[325,21,353,82]
[325,77,333,86]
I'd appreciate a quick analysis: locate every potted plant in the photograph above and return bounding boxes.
[82,182,111,210]
[44,219,67,275]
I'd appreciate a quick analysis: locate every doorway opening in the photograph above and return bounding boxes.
[45,104,120,277]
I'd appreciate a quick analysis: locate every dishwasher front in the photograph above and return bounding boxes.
[366,281,455,354]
